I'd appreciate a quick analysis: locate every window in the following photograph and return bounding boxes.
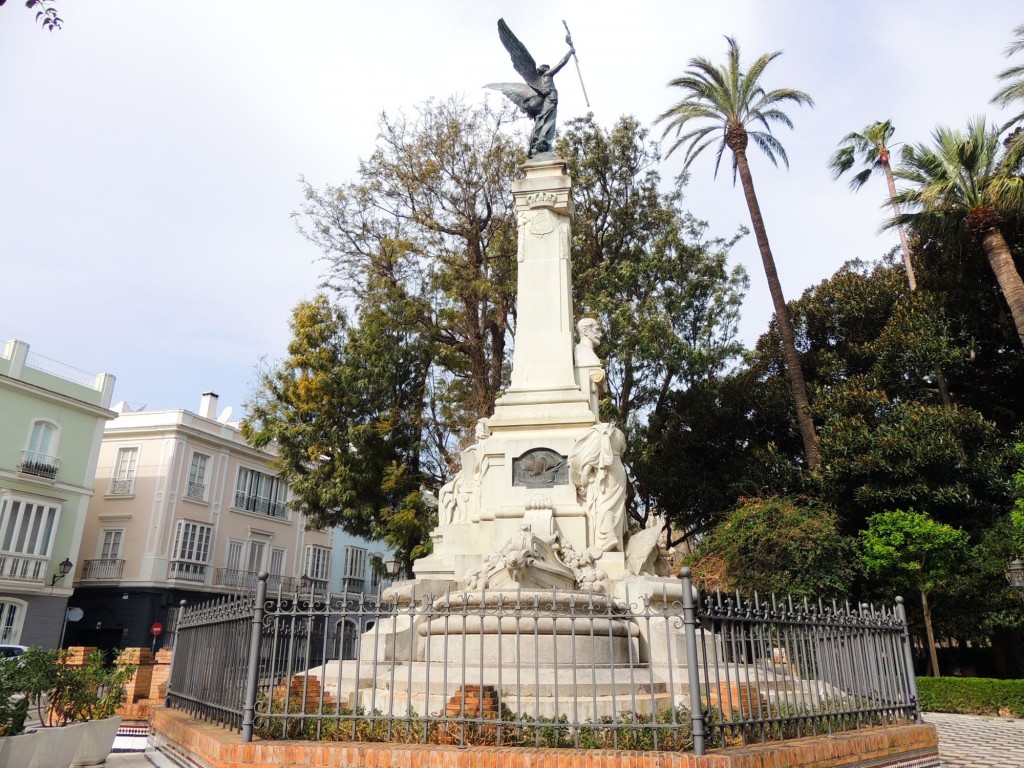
[19,420,60,478]
[343,546,367,581]
[246,540,266,573]
[234,467,288,518]
[110,447,139,495]
[304,545,331,582]
[0,599,27,644]
[169,520,212,582]
[99,529,123,560]
[186,452,211,501]
[269,548,285,576]
[226,540,243,572]
[0,494,61,581]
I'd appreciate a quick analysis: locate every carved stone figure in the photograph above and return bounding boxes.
[487,19,574,157]
[568,423,627,553]
[575,317,603,367]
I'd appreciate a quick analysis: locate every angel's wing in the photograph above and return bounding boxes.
[485,82,544,118]
[498,18,542,90]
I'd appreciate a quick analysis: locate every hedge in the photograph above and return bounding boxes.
[917,677,1024,717]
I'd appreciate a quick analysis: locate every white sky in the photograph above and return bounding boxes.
[2,1,1020,417]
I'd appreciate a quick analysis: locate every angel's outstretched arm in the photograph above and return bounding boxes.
[547,45,575,77]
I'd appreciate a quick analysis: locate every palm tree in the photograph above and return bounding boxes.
[829,122,953,406]
[828,120,917,290]
[891,118,1024,347]
[656,37,819,469]
[993,22,1024,131]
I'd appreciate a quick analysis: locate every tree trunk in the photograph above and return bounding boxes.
[980,227,1024,348]
[920,589,941,677]
[883,162,917,292]
[884,162,953,405]
[733,148,820,469]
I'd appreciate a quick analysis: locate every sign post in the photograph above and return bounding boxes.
[150,621,163,653]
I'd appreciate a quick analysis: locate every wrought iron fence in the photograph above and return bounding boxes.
[166,569,920,755]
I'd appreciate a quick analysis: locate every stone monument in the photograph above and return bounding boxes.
[412,154,631,589]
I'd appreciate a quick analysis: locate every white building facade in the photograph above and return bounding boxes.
[67,393,334,653]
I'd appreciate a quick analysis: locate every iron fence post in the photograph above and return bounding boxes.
[680,567,706,755]
[894,596,922,723]
[241,572,269,742]
[164,599,187,708]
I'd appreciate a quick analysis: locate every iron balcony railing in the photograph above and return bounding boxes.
[186,481,206,501]
[110,478,134,495]
[0,552,48,583]
[168,560,207,583]
[18,450,59,479]
[81,558,125,581]
[215,568,298,593]
[166,570,920,753]
[233,492,287,519]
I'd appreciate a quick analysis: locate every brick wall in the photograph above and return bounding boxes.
[151,707,939,768]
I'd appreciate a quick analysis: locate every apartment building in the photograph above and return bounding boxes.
[0,340,116,647]
[66,392,333,653]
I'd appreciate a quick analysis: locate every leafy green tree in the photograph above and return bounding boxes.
[264,104,750,559]
[296,98,523,460]
[891,118,1024,346]
[557,114,748,526]
[243,293,434,574]
[861,510,970,676]
[691,496,856,599]
[829,120,918,291]
[655,36,819,469]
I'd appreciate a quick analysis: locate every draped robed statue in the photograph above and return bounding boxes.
[487,19,575,157]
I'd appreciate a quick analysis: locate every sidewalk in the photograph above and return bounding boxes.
[925,712,1024,768]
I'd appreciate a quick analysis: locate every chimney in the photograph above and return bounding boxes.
[199,391,219,419]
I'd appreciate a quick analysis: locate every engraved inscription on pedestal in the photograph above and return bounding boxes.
[512,448,568,488]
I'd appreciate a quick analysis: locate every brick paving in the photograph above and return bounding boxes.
[925,712,1024,767]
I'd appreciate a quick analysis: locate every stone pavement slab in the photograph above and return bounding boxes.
[925,712,1024,767]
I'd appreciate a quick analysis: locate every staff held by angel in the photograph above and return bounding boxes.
[487,19,576,157]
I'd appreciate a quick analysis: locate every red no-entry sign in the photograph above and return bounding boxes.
[150,622,164,636]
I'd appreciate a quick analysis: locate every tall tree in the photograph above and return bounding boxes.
[993,22,1024,132]
[828,120,917,290]
[296,98,523,467]
[242,293,434,574]
[656,37,819,469]
[557,115,748,525]
[891,118,1024,347]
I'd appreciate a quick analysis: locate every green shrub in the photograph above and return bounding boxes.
[917,677,1024,717]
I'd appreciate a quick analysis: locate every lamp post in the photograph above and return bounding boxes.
[1007,558,1024,601]
[50,557,73,587]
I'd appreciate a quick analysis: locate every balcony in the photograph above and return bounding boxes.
[0,552,48,583]
[18,450,59,480]
[168,560,207,583]
[233,492,288,519]
[214,568,299,594]
[80,559,125,581]
[185,481,206,501]
[109,479,133,495]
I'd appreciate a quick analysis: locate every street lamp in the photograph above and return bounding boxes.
[1006,558,1024,600]
[50,557,73,586]
[383,556,402,580]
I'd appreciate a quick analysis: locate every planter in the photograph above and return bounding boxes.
[0,728,41,767]
[28,721,87,768]
[71,715,124,767]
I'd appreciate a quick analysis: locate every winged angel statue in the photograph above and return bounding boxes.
[487,19,574,157]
